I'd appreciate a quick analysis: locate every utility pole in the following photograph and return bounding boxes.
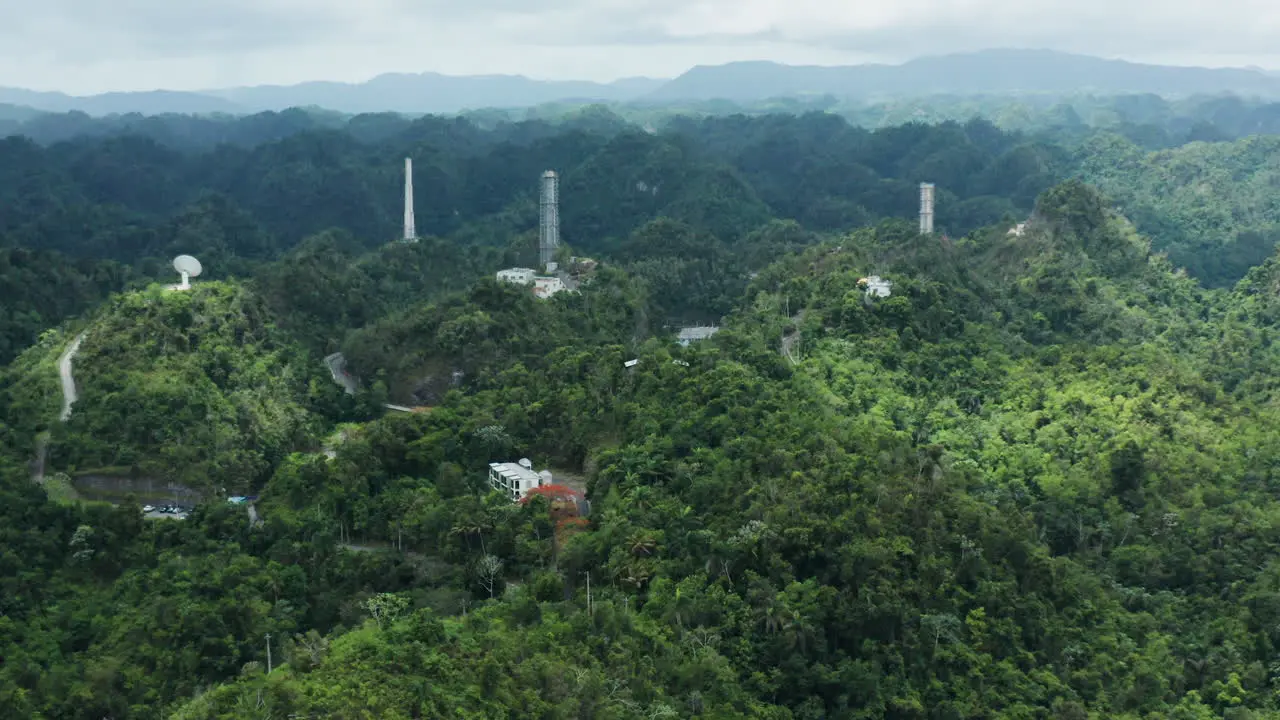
[583,571,592,617]
[265,632,272,674]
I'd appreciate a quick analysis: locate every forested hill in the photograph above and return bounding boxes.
[0,282,337,491]
[9,69,1280,716]
[1078,133,1280,286]
[7,99,1280,718]
[7,177,1280,717]
[0,113,1071,364]
[0,113,1056,256]
[16,92,1280,153]
[7,105,1280,368]
[179,185,1280,717]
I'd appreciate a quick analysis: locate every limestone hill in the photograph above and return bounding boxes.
[0,281,336,492]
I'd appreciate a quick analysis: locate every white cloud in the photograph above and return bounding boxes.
[2,0,1280,93]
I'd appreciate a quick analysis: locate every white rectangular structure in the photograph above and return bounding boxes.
[497,268,537,284]
[533,275,567,299]
[488,461,547,501]
[863,275,893,298]
[496,268,570,298]
[677,326,720,346]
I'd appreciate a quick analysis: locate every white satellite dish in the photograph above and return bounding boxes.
[172,255,202,290]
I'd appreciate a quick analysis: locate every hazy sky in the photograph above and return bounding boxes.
[3,0,1279,93]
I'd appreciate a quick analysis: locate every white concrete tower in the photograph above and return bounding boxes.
[919,182,935,235]
[539,170,560,270]
[403,157,417,242]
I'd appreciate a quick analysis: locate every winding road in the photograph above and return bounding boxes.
[323,351,417,413]
[323,352,358,395]
[781,310,804,365]
[40,332,263,526]
[32,333,86,484]
[58,333,86,422]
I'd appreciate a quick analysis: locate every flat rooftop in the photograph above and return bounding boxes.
[678,326,720,343]
[489,462,541,484]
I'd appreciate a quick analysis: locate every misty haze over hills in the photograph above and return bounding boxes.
[3,49,1280,117]
[204,74,668,116]
[648,50,1280,102]
[0,88,243,116]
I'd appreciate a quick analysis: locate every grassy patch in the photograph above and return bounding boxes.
[41,472,82,505]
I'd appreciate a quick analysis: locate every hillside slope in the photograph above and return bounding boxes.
[160,183,1280,719]
[0,281,339,492]
[1078,132,1280,286]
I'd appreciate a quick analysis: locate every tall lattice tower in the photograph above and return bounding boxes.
[539,170,560,269]
[403,157,417,242]
[919,182,935,235]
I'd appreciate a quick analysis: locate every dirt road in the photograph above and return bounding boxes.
[58,333,86,422]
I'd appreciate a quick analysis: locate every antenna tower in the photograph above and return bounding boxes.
[539,170,560,270]
[403,157,417,242]
[919,182,935,235]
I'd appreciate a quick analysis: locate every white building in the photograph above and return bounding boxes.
[497,268,537,285]
[677,326,720,346]
[859,276,893,298]
[1008,223,1028,237]
[533,275,567,299]
[488,459,553,501]
[497,268,570,299]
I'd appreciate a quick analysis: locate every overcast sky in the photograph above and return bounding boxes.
[3,0,1279,94]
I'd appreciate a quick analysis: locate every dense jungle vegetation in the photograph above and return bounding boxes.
[5,103,1280,719]
[3,101,1279,366]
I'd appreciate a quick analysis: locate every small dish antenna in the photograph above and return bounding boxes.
[172,255,202,290]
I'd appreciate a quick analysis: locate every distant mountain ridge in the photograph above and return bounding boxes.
[0,73,669,118]
[4,49,1279,117]
[647,50,1280,102]
[205,72,667,115]
[0,88,242,116]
